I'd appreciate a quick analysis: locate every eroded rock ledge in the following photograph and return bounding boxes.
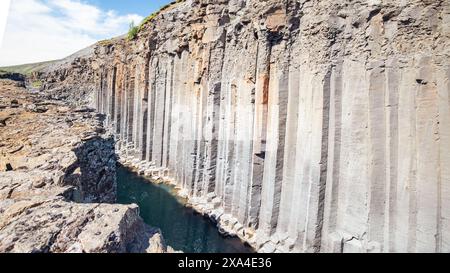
[0,79,174,253]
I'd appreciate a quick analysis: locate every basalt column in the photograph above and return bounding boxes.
[88,0,450,253]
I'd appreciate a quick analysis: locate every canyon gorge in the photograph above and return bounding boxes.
[1,0,449,253]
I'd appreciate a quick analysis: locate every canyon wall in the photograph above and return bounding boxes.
[36,45,98,106]
[39,0,450,253]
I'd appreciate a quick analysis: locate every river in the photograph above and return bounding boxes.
[117,166,254,253]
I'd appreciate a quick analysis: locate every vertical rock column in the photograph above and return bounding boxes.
[88,0,450,253]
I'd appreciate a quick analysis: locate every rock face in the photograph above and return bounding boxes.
[36,0,450,253]
[33,46,98,106]
[0,80,174,253]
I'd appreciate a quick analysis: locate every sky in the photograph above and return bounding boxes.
[0,0,172,66]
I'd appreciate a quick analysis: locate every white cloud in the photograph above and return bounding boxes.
[0,0,11,50]
[0,0,143,66]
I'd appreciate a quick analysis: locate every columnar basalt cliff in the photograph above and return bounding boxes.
[36,0,450,253]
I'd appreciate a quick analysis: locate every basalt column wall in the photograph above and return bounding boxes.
[91,0,450,253]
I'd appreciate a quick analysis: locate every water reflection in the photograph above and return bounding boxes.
[117,166,254,253]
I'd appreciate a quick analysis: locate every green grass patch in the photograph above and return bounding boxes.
[98,39,114,46]
[127,21,139,41]
[31,80,43,88]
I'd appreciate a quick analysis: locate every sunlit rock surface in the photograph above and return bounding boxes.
[35,0,450,253]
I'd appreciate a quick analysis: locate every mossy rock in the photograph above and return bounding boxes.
[31,80,42,88]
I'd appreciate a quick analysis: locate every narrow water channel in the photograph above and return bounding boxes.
[117,167,254,253]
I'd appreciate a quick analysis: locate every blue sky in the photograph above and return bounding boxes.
[90,0,172,18]
[0,0,173,66]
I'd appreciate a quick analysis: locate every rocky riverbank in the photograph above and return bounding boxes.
[0,79,175,253]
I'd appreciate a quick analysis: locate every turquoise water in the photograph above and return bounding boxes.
[117,167,254,253]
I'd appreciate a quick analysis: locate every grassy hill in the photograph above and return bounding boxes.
[0,60,58,76]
